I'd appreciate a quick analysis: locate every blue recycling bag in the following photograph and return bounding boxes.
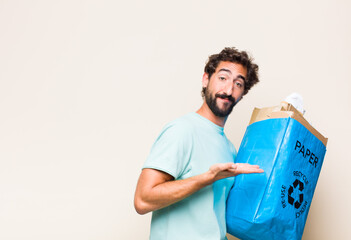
[226,104,327,240]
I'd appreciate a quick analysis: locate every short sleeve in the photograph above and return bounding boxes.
[143,121,193,179]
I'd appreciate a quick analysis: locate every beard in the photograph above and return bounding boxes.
[203,87,237,117]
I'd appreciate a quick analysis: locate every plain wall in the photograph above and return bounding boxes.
[0,0,350,239]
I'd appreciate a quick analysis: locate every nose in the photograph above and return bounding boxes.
[223,80,234,96]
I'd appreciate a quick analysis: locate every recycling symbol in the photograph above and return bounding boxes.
[288,179,304,209]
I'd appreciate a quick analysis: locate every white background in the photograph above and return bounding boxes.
[0,0,350,239]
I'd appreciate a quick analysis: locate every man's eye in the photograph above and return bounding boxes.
[235,82,243,88]
[219,77,226,81]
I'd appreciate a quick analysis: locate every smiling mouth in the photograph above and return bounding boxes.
[218,98,232,105]
[216,94,235,103]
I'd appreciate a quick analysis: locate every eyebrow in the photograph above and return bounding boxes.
[218,68,246,82]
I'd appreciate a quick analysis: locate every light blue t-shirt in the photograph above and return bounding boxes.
[143,112,237,240]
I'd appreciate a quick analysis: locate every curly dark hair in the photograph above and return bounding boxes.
[203,47,259,96]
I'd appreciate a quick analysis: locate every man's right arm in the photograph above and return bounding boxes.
[134,162,263,215]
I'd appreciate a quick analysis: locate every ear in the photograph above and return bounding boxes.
[202,73,209,88]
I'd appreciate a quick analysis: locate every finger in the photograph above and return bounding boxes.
[210,163,235,173]
[226,168,264,177]
[238,164,262,171]
[237,163,260,168]
[230,163,237,170]
[236,166,264,173]
[220,162,237,170]
[244,168,264,173]
[250,165,261,168]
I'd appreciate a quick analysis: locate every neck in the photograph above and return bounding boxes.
[196,101,227,127]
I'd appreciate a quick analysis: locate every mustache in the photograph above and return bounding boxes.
[215,93,235,103]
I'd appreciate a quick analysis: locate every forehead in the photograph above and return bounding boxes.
[215,61,247,77]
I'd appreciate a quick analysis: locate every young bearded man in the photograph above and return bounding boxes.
[134,47,263,240]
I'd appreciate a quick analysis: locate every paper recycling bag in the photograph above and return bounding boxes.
[226,102,327,240]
